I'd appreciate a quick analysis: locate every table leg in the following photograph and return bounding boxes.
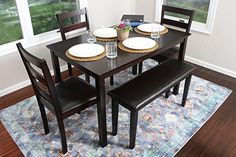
[173,38,188,95]
[178,38,187,62]
[95,77,107,147]
[50,50,62,83]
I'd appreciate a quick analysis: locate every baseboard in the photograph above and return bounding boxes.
[0,65,68,97]
[185,56,236,78]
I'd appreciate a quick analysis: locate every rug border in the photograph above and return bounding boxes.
[173,88,232,156]
[0,96,44,156]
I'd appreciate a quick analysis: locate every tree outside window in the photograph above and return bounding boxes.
[28,0,78,35]
[163,0,210,23]
[0,0,22,45]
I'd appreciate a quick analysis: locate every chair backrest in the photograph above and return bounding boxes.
[160,5,195,33]
[56,8,90,40]
[17,43,59,110]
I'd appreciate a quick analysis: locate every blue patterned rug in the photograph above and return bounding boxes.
[0,59,232,157]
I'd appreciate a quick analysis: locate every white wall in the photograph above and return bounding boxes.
[0,0,135,96]
[135,0,236,77]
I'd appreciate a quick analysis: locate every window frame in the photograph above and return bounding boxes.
[155,0,219,34]
[0,0,87,56]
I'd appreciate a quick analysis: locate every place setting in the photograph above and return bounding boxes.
[118,37,159,53]
[134,23,168,36]
[93,27,117,42]
[65,28,119,61]
[65,43,106,62]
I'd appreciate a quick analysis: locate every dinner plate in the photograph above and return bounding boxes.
[93,28,117,38]
[137,23,165,33]
[122,37,156,50]
[68,43,104,58]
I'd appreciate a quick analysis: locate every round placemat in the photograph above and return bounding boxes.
[134,27,168,36]
[66,51,106,62]
[118,42,159,54]
[96,37,117,42]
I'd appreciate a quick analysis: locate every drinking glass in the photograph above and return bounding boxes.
[151,25,160,40]
[122,19,131,26]
[87,30,96,44]
[106,42,117,59]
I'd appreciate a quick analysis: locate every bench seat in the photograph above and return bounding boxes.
[107,59,195,149]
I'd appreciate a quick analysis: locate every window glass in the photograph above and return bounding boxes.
[0,0,22,45]
[163,0,210,23]
[28,0,78,35]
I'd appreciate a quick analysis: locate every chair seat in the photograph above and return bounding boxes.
[55,77,97,113]
[151,46,179,63]
[108,59,194,111]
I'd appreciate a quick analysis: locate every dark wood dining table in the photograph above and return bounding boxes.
[46,28,190,147]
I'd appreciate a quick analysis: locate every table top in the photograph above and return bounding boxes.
[47,29,190,78]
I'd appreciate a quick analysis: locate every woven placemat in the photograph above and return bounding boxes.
[118,42,159,54]
[96,36,117,42]
[134,27,168,36]
[65,51,106,62]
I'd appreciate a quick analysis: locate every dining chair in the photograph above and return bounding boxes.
[137,5,195,74]
[17,43,98,154]
[56,8,90,82]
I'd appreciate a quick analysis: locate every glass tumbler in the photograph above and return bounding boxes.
[151,26,160,40]
[87,30,96,44]
[106,42,117,59]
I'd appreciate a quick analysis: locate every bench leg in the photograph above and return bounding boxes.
[110,76,114,86]
[138,62,143,74]
[165,89,171,98]
[85,74,90,83]
[173,84,180,95]
[112,99,119,135]
[182,75,192,107]
[132,65,138,75]
[130,110,138,149]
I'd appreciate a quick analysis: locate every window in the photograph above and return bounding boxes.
[0,0,86,55]
[156,0,219,34]
[28,0,78,35]
[0,0,22,45]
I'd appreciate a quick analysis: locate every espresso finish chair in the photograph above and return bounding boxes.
[17,43,98,154]
[138,5,195,75]
[56,8,90,82]
[56,8,115,85]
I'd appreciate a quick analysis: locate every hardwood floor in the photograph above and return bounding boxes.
[1,66,236,157]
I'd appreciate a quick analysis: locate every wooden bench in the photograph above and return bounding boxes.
[107,59,195,149]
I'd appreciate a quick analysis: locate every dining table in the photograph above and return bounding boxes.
[46,28,190,147]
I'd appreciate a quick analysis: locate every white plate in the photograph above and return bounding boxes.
[93,28,117,38]
[137,23,165,33]
[68,43,104,58]
[122,37,156,50]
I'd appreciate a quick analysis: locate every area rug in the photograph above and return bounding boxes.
[0,59,232,157]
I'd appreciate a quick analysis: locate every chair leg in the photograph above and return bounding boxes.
[173,83,180,95]
[67,63,73,76]
[182,75,192,107]
[132,65,138,75]
[138,62,143,74]
[165,89,171,98]
[112,99,119,135]
[36,97,49,134]
[110,76,114,86]
[56,115,67,154]
[130,110,138,149]
[85,73,90,83]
